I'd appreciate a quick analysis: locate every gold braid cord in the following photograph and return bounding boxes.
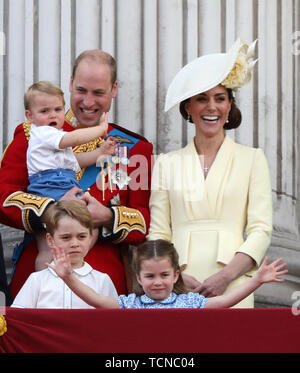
[73,137,104,181]
[23,120,31,140]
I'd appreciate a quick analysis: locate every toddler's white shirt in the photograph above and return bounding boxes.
[27,124,80,177]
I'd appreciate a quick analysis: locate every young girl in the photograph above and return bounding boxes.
[48,239,288,309]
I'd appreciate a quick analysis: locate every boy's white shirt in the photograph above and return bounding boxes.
[27,124,80,177]
[11,261,118,309]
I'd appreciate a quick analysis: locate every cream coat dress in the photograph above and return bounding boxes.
[147,135,272,308]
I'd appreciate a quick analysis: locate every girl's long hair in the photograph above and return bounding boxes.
[131,239,188,296]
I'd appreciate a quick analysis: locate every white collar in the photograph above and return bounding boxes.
[47,261,93,278]
[140,292,177,305]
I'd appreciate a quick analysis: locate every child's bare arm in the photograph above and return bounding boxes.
[63,273,120,309]
[75,137,119,168]
[205,257,288,308]
[47,245,120,309]
[75,148,101,168]
[59,112,108,149]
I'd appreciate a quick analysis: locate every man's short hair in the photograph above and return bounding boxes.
[72,50,117,86]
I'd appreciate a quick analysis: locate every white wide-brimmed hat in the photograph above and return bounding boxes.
[164,38,257,112]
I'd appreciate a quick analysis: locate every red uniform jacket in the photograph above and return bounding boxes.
[0,110,153,297]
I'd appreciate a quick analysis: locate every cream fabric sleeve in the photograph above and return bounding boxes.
[147,154,172,242]
[236,148,272,269]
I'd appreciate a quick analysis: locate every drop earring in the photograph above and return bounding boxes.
[187,113,191,122]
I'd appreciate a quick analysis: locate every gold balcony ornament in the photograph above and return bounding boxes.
[0,314,7,336]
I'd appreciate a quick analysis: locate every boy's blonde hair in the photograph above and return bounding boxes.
[43,200,93,236]
[131,239,188,296]
[24,81,65,110]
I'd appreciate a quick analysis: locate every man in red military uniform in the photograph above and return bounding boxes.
[0,50,153,298]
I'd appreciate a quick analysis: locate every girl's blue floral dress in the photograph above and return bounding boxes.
[118,292,207,309]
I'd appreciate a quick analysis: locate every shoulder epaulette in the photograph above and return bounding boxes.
[22,121,31,141]
[109,123,150,143]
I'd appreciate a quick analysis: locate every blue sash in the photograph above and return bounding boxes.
[78,128,140,191]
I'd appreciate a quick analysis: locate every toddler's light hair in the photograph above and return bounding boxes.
[24,80,65,110]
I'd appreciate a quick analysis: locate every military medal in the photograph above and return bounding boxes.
[100,160,106,201]
[111,168,131,189]
[111,155,120,164]
[121,157,129,165]
[119,146,130,165]
[110,193,121,206]
[106,156,113,192]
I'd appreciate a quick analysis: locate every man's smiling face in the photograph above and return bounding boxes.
[69,60,118,127]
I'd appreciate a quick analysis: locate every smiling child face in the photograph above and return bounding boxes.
[136,257,180,302]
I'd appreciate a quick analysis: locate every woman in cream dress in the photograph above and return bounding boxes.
[147,39,272,308]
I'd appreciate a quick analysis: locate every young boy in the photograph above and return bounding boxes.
[24,81,119,270]
[11,200,118,308]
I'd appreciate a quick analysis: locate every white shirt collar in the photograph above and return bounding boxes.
[47,261,93,278]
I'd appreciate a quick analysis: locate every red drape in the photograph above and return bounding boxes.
[0,307,299,353]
